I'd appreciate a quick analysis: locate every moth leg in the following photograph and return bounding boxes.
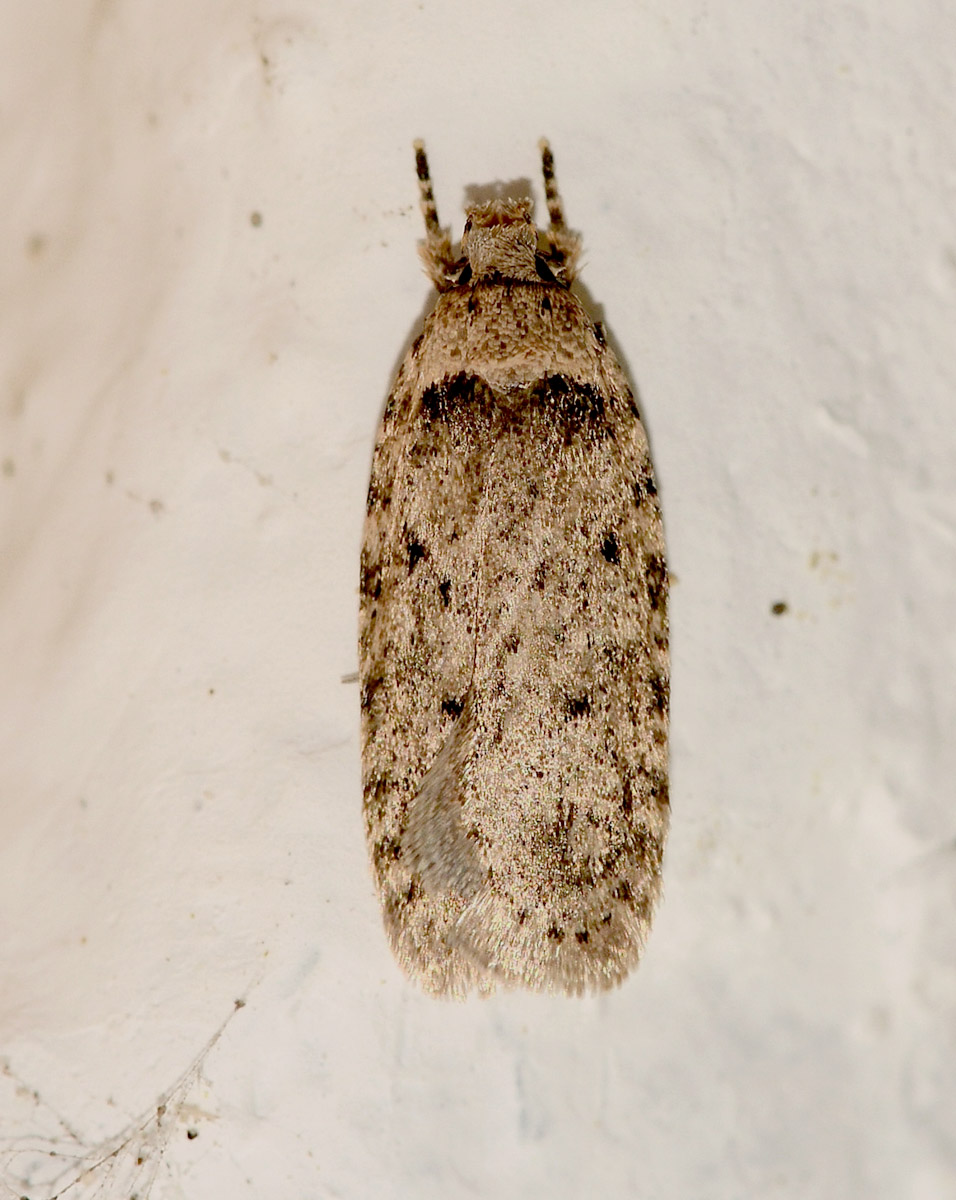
[413,140,457,290]
[538,138,581,282]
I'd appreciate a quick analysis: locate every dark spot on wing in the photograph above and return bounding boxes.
[529,375,611,443]
[361,673,384,713]
[601,531,620,565]
[360,559,381,600]
[649,673,669,715]
[648,771,669,815]
[441,696,464,719]
[438,578,452,607]
[421,373,491,424]
[644,554,667,611]
[366,478,383,513]
[408,538,426,573]
[421,384,442,421]
[374,836,402,864]
[367,776,389,820]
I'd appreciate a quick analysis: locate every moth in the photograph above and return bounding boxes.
[359,141,669,996]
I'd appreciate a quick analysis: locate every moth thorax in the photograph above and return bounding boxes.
[461,200,539,281]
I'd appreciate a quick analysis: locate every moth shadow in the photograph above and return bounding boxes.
[463,176,534,206]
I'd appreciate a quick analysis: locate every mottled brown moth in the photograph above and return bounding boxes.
[359,141,669,996]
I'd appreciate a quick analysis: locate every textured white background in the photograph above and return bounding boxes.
[2,2,954,1197]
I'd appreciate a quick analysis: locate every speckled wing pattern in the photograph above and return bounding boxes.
[359,144,668,996]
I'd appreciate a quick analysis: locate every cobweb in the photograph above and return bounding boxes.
[0,999,245,1200]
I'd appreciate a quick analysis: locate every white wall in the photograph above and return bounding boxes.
[1,3,954,1197]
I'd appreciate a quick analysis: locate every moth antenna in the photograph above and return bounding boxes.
[538,138,581,282]
[539,138,566,232]
[413,140,456,289]
[414,140,443,241]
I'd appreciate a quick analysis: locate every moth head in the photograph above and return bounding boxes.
[461,199,539,281]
